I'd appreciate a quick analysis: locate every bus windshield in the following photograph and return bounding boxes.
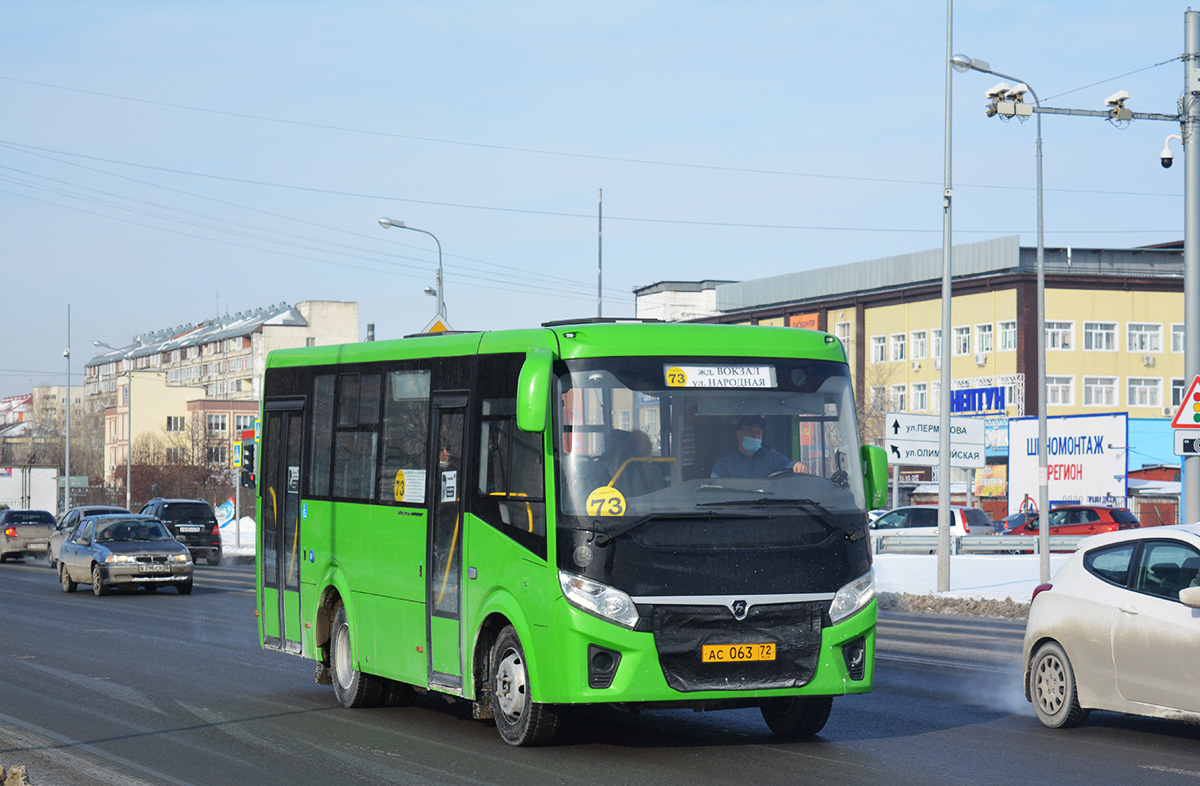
[555,356,866,525]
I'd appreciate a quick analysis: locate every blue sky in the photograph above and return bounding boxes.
[0,2,1189,398]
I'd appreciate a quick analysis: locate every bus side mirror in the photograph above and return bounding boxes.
[517,348,553,433]
[860,445,888,510]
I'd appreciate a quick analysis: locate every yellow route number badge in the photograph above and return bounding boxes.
[394,469,406,502]
[585,486,626,517]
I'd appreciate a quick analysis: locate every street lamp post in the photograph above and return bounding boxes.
[951,54,1051,581]
[95,341,132,510]
[378,218,445,320]
[64,305,71,515]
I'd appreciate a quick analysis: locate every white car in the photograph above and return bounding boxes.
[1022,523,1200,728]
[869,505,989,538]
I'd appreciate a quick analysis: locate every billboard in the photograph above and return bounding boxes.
[1007,413,1128,514]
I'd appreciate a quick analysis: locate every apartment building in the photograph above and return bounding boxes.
[86,300,358,481]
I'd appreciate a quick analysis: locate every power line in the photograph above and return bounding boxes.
[1,187,635,303]
[0,157,630,299]
[1,73,1183,199]
[0,142,1181,235]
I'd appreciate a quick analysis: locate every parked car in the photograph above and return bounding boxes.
[869,505,992,537]
[994,511,1039,534]
[1022,523,1200,728]
[49,505,131,567]
[0,508,56,562]
[58,514,193,596]
[1001,505,1139,538]
[138,498,221,565]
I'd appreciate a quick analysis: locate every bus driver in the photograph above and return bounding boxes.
[711,417,808,479]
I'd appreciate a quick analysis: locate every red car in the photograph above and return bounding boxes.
[1001,505,1139,537]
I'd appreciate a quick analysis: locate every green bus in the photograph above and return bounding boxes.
[255,320,888,746]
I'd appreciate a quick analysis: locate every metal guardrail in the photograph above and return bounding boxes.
[872,533,1086,555]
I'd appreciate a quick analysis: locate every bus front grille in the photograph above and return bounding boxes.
[649,602,826,693]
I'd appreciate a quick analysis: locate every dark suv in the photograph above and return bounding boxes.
[138,498,221,565]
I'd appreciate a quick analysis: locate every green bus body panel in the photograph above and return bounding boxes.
[549,323,847,363]
[429,616,462,676]
[261,587,281,640]
[261,321,872,707]
[283,590,302,644]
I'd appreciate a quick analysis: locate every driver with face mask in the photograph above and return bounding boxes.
[711,417,808,479]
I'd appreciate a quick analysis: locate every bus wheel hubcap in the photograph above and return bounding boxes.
[334,625,353,688]
[495,649,526,720]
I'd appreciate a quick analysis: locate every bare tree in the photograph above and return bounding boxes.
[857,362,903,448]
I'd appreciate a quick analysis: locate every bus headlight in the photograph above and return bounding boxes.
[559,571,640,629]
[829,568,875,624]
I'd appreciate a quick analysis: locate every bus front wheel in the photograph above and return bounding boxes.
[760,695,833,737]
[490,625,560,746]
[331,603,385,708]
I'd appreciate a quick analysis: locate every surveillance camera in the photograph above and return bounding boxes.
[1161,145,1174,168]
[63,349,70,358]
[1006,83,1029,101]
[985,82,1011,100]
[1105,89,1130,107]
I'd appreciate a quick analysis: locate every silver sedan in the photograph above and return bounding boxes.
[58,514,194,596]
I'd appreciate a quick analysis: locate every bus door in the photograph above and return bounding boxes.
[260,401,304,654]
[427,394,467,690]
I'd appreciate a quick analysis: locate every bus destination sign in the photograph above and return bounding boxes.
[664,364,777,388]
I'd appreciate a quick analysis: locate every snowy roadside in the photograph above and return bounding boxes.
[218,516,257,560]
[873,553,1072,619]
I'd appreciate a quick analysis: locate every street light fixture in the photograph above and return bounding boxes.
[94,340,132,510]
[952,53,1051,581]
[379,218,445,321]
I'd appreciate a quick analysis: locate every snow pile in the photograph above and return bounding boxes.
[873,553,1072,618]
[219,516,257,559]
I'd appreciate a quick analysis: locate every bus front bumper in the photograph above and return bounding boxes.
[534,598,876,706]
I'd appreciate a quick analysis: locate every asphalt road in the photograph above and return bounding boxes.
[2,557,1199,786]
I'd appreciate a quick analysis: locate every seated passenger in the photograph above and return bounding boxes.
[711,417,808,479]
[605,429,663,497]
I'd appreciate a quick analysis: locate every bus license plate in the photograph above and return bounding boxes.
[701,643,776,663]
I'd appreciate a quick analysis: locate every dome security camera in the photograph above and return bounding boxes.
[1160,135,1182,169]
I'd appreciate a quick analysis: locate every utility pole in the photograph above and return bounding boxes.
[598,188,604,318]
[938,0,955,591]
[64,305,71,515]
[1183,10,1200,523]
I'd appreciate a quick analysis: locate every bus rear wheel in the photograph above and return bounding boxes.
[490,625,559,746]
[330,603,385,708]
[760,695,833,737]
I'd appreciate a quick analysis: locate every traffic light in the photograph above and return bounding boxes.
[241,442,257,487]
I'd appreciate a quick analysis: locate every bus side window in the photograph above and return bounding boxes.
[376,366,432,504]
[331,372,382,501]
[474,354,547,558]
[309,374,335,497]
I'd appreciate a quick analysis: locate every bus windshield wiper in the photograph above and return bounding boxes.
[697,498,864,541]
[575,510,761,543]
